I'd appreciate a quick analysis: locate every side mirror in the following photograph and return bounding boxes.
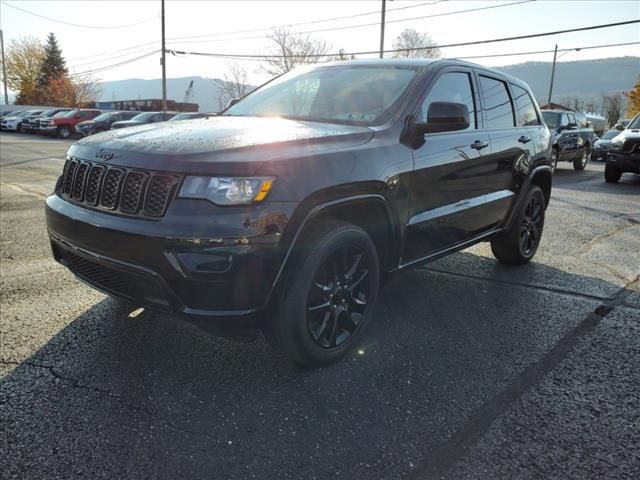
[226,98,240,109]
[615,124,624,131]
[422,102,470,134]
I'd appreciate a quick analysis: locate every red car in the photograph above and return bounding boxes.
[40,109,102,138]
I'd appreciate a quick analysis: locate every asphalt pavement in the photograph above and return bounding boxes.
[1,132,639,479]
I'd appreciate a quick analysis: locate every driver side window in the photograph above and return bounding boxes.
[420,72,476,130]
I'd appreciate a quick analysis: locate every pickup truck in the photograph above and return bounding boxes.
[605,112,640,183]
[40,108,102,138]
[541,110,594,172]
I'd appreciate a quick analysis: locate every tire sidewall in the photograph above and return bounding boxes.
[277,224,380,365]
[58,126,71,138]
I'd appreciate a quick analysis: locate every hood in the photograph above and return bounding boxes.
[68,116,375,172]
[77,120,96,127]
[613,128,640,143]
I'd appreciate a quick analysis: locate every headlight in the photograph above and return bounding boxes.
[178,176,274,205]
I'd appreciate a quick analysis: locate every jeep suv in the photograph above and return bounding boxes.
[45,60,552,366]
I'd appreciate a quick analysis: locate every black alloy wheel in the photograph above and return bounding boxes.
[519,192,544,258]
[306,245,370,349]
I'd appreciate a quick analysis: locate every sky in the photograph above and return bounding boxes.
[0,0,639,90]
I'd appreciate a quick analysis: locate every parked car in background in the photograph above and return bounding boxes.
[542,109,594,172]
[111,111,176,130]
[45,59,552,366]
[22,108,71,134]
[614,119,630,130]
[168,112,213,121]
[76,111,139,136]
[40,108,102,138]
[1,110,44,132]
[605,112,640,183]
[592,129,622,161]
[0,110,16,120]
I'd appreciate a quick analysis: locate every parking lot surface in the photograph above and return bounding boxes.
[1,132,639,479]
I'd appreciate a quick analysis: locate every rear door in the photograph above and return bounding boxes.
[405,67,495,263]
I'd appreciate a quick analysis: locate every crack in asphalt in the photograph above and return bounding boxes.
[423,266,618,302]
[576,222,638,257]
[0,359,216,440]
[551,196,640,222]
[1,182,49,199]
[408,279,638,480]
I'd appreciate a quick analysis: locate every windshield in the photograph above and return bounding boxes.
[62,110,79,118]
[601,129,620,140]
[131,112,155,122]
[225,65,419,126]
[42,110,63,118]
[542,111,560,128]
[627,113,640,129]
[93,113,115,122]
[53,111,69,118]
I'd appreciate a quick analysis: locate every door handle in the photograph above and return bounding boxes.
[470,140,489,150]
[518,135,532,144]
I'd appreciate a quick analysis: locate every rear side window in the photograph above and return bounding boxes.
[479,75,515,129]
[511,84,540,126]
[420,72,477,130]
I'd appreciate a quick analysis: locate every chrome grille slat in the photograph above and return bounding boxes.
[57,158,178,218]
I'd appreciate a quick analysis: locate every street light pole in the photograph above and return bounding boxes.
[379,0,386,59]
[0,29,9,105]
[161,0,167,112]
[546,44,558,107]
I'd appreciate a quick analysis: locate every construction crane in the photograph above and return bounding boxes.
[183,80,194,103]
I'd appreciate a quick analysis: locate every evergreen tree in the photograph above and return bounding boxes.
[36,33,67,89]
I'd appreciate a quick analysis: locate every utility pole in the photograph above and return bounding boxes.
[546,44,558,107]
[379,0,386,59]
[0,29,9,105]
[161,0,167,112]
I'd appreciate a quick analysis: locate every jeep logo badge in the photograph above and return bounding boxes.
[95,149,114,161]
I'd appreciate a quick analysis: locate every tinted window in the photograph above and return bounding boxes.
[479,75,514,129]
[511,84,540,126]
[420,72,476,130]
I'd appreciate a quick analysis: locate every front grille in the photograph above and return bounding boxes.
[58,158,179,218]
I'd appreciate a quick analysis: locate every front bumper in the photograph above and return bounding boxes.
[592,147,609,161]
[45,194,296,327]
[40,126,58,134]
[607,151,640,174]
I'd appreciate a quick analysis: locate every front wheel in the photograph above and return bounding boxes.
[573,147,588,170]
[16,123,24,133]
[550,148,559,174]
[57,126,72,138]
[491,185,545,265]
[266,221,380,367]
[604,163,621,183]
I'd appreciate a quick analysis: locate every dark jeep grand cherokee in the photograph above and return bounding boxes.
[45,60,552,366]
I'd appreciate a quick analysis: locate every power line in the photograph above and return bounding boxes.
[167,1,446,42]
[2,1,159,29]
[166,19,640,59]
[70,50,160,77]
[168,0,533,45]
[67,40,160,62]
[69,47,161,68]
[454,41,640,60]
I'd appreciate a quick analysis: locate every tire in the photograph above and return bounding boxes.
[550,148,559,174]
[491,185,545,265]
[573,146,588,171]
[266,221,380,367]
[604,163,621,183]
[17,123,24,133]
[57,126,72,138]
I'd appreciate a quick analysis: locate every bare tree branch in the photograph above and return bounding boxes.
[260,27,330,77]
[391,29,441,59]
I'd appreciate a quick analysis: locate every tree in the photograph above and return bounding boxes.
[603,93,622,126]
[392,29,441,59]
[261,27,330,77]
[332,48,356,61]
[624,75,640,117]
[36,33,68,90]
[0,36,45,104]
[38,74,101,107]
[217,62,252,110]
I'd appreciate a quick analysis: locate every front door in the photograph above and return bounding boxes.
[404,68,500,264]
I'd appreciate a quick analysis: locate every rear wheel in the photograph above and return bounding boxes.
[491,185,545,265]
[266,221,380,367]
[573,146,588,170]
[57,126,72,138]
[604,163,622,183]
